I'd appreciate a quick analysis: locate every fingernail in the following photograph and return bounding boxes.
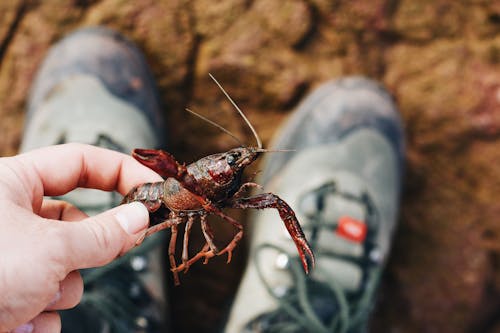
[115,202,149,235]
[13,322,33,333]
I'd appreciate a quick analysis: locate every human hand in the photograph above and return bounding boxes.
[0,143,162,333]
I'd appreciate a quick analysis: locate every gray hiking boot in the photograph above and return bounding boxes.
[21,27,168,333]
[224,77,404,333]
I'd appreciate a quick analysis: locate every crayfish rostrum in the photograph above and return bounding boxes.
[122,75,315,285]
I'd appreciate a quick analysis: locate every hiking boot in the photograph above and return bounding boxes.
[21,27,168,333]
[224,77,405,333]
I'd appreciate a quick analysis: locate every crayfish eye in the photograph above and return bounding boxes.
[226,152,240,166]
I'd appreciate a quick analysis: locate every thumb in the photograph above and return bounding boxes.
[56,202,150,271]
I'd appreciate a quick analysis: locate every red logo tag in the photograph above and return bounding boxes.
[336,216,367,243]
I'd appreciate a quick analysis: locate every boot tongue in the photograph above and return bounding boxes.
[297,172,368,292]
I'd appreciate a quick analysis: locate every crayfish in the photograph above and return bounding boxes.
[122,74,315,285]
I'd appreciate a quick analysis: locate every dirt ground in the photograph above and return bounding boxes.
[1,1,500,332]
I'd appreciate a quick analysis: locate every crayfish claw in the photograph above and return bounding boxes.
[228,193,314,274]
[294,237,315,274]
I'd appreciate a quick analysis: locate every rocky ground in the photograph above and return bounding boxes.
[1,1,500,332]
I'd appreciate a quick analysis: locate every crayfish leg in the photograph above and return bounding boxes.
[169,224,180,285]
[198,202,245,264]
[135,216,176,246]
[232,182,263,199]
[200,214,219,254]
[173,243,214,272]
[181,214,195,272]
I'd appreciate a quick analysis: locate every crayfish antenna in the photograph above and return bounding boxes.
[209,73,263,149]
[253,148,296,153]
[185,107,244,147]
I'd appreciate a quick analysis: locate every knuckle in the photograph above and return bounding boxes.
[89,220,114,251]
[85,217,125,264]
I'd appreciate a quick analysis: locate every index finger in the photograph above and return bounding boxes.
[17,143,163,197]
